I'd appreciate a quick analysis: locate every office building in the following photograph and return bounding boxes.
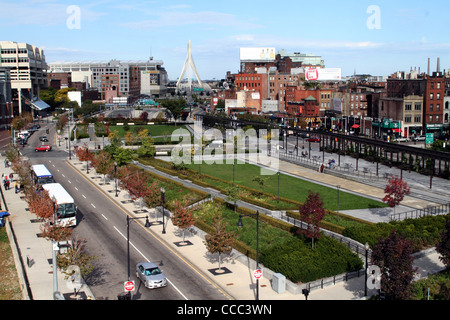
[0,41,49,115]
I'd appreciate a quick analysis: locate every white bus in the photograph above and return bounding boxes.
[31,164,56,186]
[42,183,77,227]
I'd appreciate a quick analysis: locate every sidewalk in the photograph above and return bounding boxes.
[1,156,94,300]
[1,149,446,300]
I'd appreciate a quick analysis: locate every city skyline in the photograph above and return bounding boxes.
[1,0,449,80]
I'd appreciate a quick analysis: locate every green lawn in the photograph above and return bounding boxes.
[186,161,387,211]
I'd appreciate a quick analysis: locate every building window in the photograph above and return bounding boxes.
[430,93,434,100]
[404,116,412,123]
[405,103,412,110]
[430,104,433,111]
[414,115,421,123]
[415,103,422,111]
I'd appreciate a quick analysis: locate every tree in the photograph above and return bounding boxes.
[137,135,156,158]
[382,175,410,215]
[436,219,450,268]
[57,237,97,280]
[25,188,73,241]
[225,185,240,212]
[143,181,161,209]
[297,191,326,249]
[119,169,150,208]
[204,215,235,271]
[170,198,195,243]
[160,98,186,121]
[25,188,55,221]
[371,230,417,300]
[91,150,113,185]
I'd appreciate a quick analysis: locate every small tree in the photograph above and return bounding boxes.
[91,150,113,185]
[436,219,450,268]
[382,175,410,215]
[225,185,240,212]
[170,198,195,243]
[204,215,235,271]
[297,191,326,249]
[143,181,161,209]
[372,230,417,300]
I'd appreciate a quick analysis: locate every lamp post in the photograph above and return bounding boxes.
[364,242,369,297]
[237,210,260,300]
[160,187,166,234]
[277,171,280,202]
[126,215,151,281]
[86,148,89,174]
[336,185,341,222]
[114,161,118,197]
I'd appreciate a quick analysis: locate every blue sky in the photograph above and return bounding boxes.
[1,0,449,80]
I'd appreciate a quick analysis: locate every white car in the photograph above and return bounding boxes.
[394,137,410,142]
[413,135,426,141]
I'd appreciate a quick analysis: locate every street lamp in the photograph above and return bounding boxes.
[126,215,151,281]
[160,187,166,234]
[237,210,260,300]
[336,185,341,222]
[364,242,370,297]
[114,161,118,197]
[86,148,89,174]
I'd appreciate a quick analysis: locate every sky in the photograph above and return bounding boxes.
[1,0,450,80]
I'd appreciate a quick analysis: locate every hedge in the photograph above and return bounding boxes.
[342,214,450,252]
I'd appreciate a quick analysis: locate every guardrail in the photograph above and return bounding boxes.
[389,202,450,222]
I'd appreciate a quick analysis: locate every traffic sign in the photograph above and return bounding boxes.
[253,268,263,280]
[124,280,135,292]
[426,133,434,145]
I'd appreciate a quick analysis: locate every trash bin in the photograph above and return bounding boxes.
[272,273,286,293]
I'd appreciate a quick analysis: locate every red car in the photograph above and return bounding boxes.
[35,145,52,152]
[306,137,321,142]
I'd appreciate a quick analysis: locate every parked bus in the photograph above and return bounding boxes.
[42,183,77,227]
[31,164,56,186]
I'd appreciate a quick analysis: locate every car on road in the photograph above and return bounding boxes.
[306,137,321,142]
[136,262,167,289]
[35,145,52,152]
[413,135,426,141]
[393,137,410,142]
[39,136,48,142]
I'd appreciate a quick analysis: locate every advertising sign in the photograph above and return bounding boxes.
[305,68,342,81]
[240,47,276,61]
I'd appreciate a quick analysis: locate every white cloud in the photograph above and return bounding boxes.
[121,10,261,30]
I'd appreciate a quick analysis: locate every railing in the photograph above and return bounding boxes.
[389,202,450,222]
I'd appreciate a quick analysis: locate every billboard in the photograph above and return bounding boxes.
[240,47,276,61]
[305,68,342,81]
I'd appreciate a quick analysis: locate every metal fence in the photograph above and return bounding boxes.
[389,202,450,222]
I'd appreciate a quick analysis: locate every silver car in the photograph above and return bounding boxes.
[136,262,167,289]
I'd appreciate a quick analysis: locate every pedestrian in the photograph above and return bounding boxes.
[9,173,13,181]
[6,178,10,190]
[14,181,18,194]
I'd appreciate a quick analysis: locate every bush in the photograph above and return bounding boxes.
[343,214,449,252]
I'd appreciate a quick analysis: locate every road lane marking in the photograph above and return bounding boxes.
[113,226,188,300]
[65,160,229,300]
[91,203,96,208]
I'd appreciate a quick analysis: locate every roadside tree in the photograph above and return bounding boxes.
[204,215,235,271]
[171,198,195,243]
